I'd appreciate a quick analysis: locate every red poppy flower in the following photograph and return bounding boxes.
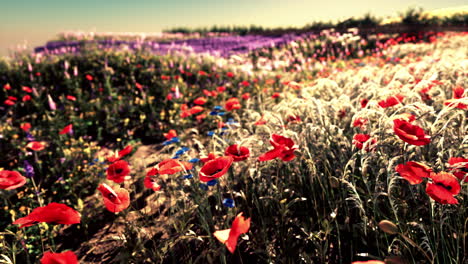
[189,106,204,115]
[254,115,267,126]
[3,83,11,90]
[85,74,93,81]
[353,117,368,129]
[199,156,233,182]
[214,212,251,254]
[194,97,207,105]
[395,161,433,184]
[40,251,78,264]
[106,160,131,183]
[240,81,250,87]
[225,145,250,162]
[118,145,133,158]
[426,172,460,204]
[452,86,465,99]
[216,86,226,93]
[352,134,376,151]
[226,72,235,78]
[198,70,208,76]
[444,98,468,110]
[4,99,15,106]
[200,153,217,164]
[286,115,301,123]
[21,123,32,132]
[144,176,161,191]
[22,86,33,93]
[180,110,191,118]
[203,89,213,97]
[225,97,241,111]
[338,109,347,119]
[107,145,133,162]
[153,159,193,175]
[196,114,206,121]
[271,92,281,99]
[26,141,46,151]
[13,203,81,228]
[393,119,431,146]
[164,129,177,140]
[448,157,468,182]
[59,124,73,135]
[22,95,32,102]
[258,134,297,162]
[166,94,173,101]
[66,95,76,101]
[97,183,130,213]
[218,121,226,129]
[378,94,404,108]
[0,170,27,190]
[241,93,250,100]
[135,82,143,90]
[7,96,17,101]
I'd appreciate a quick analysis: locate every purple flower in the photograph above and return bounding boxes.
[23,160,35,178]
[26,133,35,142]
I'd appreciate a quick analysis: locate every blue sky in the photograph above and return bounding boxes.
[1,0,466,56]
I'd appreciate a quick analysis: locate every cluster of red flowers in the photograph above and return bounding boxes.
[395,160,462,204]
[97,145,134,212]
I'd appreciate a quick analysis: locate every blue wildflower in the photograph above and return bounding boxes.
[207,179,218,186]
[199,183,208,191]
[222,198,235,208]
[226,118,238,125]
[181,146,190,152]
[209,111,218,116]
[162,137,180,146]
[213,105,223,111]
[188,158,200,163]
[217,112,226,116]
[183,174,193,179]
[207,131,215,137]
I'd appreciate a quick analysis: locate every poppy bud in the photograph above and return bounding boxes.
[378,220,398,235]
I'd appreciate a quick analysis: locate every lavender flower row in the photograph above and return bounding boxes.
[34,33,309,57]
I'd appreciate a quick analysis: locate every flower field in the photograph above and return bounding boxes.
[0,30,467,263]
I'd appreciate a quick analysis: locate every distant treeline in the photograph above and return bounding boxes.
[164,8,468,35]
